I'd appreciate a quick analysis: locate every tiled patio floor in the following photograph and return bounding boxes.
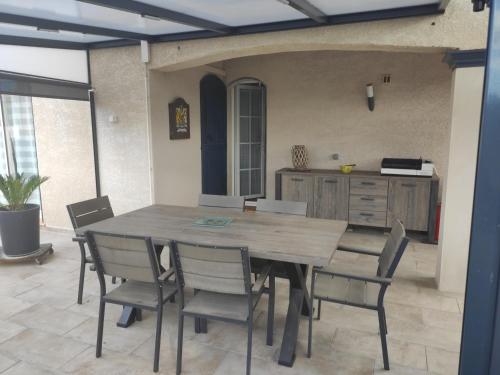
[0,228,462,374]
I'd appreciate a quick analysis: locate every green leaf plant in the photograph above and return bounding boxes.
[0,173,49,211]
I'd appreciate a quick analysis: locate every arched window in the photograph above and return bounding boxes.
[230,78,266,198]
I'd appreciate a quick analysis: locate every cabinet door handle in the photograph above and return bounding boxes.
[360,197,375,201]
[291,178,304,182]
[361,182,375,186]
[324,180,337,184]
[401,183,417,187]
[360,213,374,217]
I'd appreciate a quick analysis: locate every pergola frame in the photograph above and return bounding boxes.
[0,1,448,50]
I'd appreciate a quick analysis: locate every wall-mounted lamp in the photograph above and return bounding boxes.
[366,83,375,111]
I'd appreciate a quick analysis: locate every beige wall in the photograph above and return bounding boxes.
[89,2,487,214]
[149,67,217,207]
[150,50,453,205]
[89,47,152,214]
[436,67,484,293]
[32,97,95,229]
[227,50,452,198]
[150,0,487,72]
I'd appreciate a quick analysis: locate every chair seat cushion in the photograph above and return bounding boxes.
[103,280,176,309]
[338,232,385,255]
[183,291,256,322]
[314,265,380,308]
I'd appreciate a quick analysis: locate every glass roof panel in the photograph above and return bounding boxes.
[309,0,440,15]
[0,0,199,36]
[139,0,307,27]
[0,23,114,43]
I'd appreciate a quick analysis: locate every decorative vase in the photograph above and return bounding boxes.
[291,145,309,170]
[0,204,40,256]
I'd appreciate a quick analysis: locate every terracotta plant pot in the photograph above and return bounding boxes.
[0,204,40,257]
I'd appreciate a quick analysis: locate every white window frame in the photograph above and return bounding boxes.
[231,79,266,198]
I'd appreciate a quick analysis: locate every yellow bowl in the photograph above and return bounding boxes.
[340,165,354,174]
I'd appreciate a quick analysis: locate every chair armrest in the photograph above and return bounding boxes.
[314,266,392,285]
[252,263,272,294]
[336,247,381,257]
[158,267,175,283]
[72,236,86,243]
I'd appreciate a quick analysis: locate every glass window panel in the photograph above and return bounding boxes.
[240,144,250,169]
[251,169,262,195]
[251,89,262,116]
[240,117,250,143]
[141,0,306,27]
[251,117,262,143]
[240,89,250,116]
[1,94,40,205]
[240,171,250,196]
[251,144,261,169]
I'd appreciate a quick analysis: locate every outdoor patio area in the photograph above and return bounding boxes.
[0,229,462,375]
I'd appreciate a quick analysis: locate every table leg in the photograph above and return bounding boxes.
[278,262,310,367]
[117,244,165,328]
[193,287,208,333]
[117,306,138,328]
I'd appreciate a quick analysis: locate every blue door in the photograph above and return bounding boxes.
[200,75,227,195]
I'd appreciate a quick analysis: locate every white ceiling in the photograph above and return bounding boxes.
[0,0,443,45]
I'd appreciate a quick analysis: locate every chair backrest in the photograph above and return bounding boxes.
[256,199,307,216]
[198,194,245,210]
[378,220,409,279]
[85,231,160,284]
[67,196,114,230]
[171,241,251,295]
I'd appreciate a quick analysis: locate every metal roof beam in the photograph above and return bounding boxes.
[0,12,149,40]
[282,0,327,23]
[0,34,87,49]
[77,0,231,34]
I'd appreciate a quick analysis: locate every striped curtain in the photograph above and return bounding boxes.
[0,94,41,205]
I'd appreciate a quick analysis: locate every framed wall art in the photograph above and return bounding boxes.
[169,97,190,140]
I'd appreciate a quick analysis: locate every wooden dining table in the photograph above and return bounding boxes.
[76,204,347,367]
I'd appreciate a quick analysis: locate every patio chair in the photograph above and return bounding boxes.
[170,241,274,375]
[67,196,115,304]
[307,220,409,371]
[198,193,245,210]
[252,198,308,344]
[85,231,177,373]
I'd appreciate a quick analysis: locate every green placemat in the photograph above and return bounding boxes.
[193,216,233,228]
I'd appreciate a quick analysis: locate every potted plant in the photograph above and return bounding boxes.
[0,173,49,257]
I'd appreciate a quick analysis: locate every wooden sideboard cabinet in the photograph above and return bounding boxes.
[275,168,439,242]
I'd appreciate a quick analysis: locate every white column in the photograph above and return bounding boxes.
[436,66,484,293]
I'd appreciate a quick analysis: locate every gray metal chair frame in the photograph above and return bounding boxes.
[85,231,177,373]
[198,194,245,210]
[307,220,409,371]
[67,196,115,304]
[170,240,274,375]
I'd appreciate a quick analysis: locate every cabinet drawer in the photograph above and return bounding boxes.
[281,174,314,217]
[350,177,388,196]
[349,210,387,228]
[313,176,349,220]
[349,194,387,212]
[387,178,431,231]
